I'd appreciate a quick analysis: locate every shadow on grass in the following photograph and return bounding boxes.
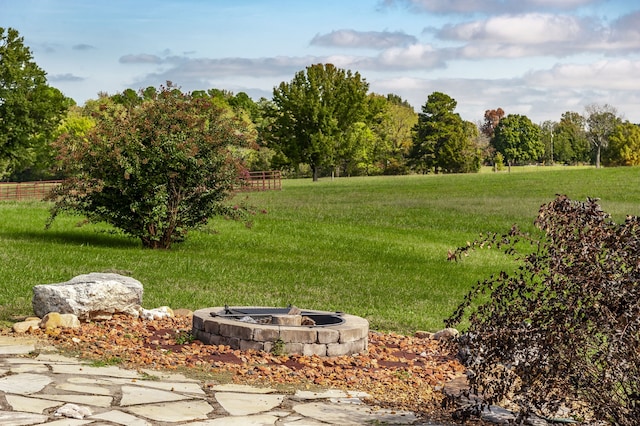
[1,229,141,249]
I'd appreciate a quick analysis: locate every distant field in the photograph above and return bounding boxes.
[1,166,639,333]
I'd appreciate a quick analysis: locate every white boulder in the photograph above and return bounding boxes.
[32,273,143,320]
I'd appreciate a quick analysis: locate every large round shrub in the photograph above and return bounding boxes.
[48,85,255,249]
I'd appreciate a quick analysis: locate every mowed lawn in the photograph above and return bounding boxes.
[1,166,639,333]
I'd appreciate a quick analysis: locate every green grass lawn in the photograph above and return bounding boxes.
[2,167,640,333]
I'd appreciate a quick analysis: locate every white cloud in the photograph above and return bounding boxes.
[119,54,164,64]
[121,43,447,88]
[48,73,84,82]
[433,11,640,59]
[526,59,640,90]
[311,30,417,49]
[72,44,95,51]
[373,43,446,69]
[373,54,640,123]
[439,13,587,44]
[607,11,640,51]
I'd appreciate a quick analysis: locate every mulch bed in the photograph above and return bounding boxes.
[6,313,478,424]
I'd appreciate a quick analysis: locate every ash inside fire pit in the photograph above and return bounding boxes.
[192,306,369,356]
[218,306,345,327]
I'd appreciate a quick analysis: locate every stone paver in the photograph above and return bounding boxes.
[4,395,61,414]
[0,336,36,355]
[0,411,48,426]
[215,392,285,416]
[0,373,52,394]
[0,336,436,425]
[91,409,152,426]
[293,401,419,425]
[120,385,191,406]
[125,400,214,422]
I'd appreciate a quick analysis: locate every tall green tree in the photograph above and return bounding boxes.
[48,85,255,249]
[539,120,556,165]
[603,121,640,166]
[585,103,621,168]
[365,94,417,175]
[491,114,543,171]
[410,92,480,174]
[553,111,590,165]
[0,27,70,180]
[269,63,369,181]
[337,121,377,176]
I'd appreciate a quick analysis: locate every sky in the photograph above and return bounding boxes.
[2,0,639,124]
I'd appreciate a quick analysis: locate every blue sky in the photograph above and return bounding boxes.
[2,0,639,123]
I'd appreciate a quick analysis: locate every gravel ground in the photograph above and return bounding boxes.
[6,313,479,424]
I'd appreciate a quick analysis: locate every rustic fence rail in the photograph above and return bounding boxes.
[240,170,282,191]
[0,171,281,202]
[0,180,62,201]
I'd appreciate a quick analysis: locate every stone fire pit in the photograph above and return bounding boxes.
[192,306,369,356]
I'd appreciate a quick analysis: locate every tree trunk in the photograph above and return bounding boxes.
[595,146,601,169]
[312,165,319,182]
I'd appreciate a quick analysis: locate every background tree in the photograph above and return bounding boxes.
[480,108,505,139]
[553,111,590,165]
[47,84,255,249]
[199,89,265,172]
[585,103,621,168]
[268,63,369,181]
[539,120,556,165]
[410,92,480,174]
[462,120,483,172]
[603,121,640,166]
[491,114,543,171]
[366,94,417,175]
[111,88,142,109]
[338,121,377,176]
[0,27,70,180]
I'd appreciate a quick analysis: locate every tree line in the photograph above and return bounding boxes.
[3,25,640,248]
[2,26,639,184]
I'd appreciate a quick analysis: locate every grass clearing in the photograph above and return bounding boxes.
[1,167,640,334]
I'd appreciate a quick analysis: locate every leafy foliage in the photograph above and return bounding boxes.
[47,84,255,249]
[410,92,480,174]
[552,111,590,165]
[268,63,369,181]
[0,27,70,180]
[480,108,505,139]
[491,114,543,168]
[603,121,640,166]
[585,103,621,169]
[446,195,640,424]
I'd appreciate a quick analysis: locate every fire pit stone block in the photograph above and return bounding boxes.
[335,315,370,343]
[192,307,369,356]
[317,329,340,344]
[240,340,265,351]
[252,325,280,342]
[303,344,329,357]
[327,339,368,357]
[204,320,220,334]
[279,328,317,344]
[219,322,254,340]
